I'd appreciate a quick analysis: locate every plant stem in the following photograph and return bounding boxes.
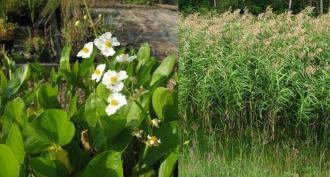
[83,0,98,37]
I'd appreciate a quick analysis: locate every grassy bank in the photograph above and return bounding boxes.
[180,132,330,177]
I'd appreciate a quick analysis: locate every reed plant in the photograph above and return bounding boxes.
[179,8,330,142]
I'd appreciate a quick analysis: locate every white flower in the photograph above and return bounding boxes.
[91,64,106,82]
[77,42,93,58]
[146,135,161,147]
[94,32,120,57]
[132,128,144,139]
[115,54,137,62]
[102,70,128,92]
[105,93,127,116]
[151,119,161,128]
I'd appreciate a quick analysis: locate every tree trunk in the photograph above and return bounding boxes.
[288,0,292,11]
[213,0,217,7]
[320,0,323,15]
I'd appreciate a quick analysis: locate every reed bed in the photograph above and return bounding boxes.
[179,8,330,141]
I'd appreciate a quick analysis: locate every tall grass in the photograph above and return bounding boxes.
[179,8,330,141]
[180,131,330,177]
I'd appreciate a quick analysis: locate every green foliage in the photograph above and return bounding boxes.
[82,150,123,177]
[0,42,177,176]
[179,0,330,15]
[158,150,178,177]
[31,157,69,177]
[150,54,176,86]
[1,65,30,99]
[0,144,20,177]
[5,123,25,164]
[121,0,158,5]
[181,133,330,177]
[152,87,177,121]
[33,109,75,146]
[179,10,330,140]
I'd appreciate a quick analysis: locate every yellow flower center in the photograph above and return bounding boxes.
[149,136,159,145]
[110,76,118,84]
[94,69,101,75]
[111,99,119,106]
[105,40,112,48]
[82,47,89,53]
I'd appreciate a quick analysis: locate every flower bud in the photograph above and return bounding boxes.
[75,20,80,27]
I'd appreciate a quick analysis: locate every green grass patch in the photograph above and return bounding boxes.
[180,133,330,177]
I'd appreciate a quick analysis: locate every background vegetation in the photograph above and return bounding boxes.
[179,0,330,15]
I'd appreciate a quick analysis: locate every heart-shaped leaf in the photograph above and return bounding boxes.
[83,150,123,177]
[33,109,75,146]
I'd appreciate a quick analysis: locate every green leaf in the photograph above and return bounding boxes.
[125,99,149,128]
[68,95,77,119]
[31,157,69,177]
[6,123,25,164]
[34,109,75,146]
[108,128,133,152]
[0,144,20,177]
[158,151,178,177]
[0,70,7,90]
[2,65,30,99]
[137,58,157,86]
[137,43,151,70]
[36,83,60,109]
[82,150,123,177]
[50,68,58,85]
[24,123,51,154]
[23,89,35,106]
[96,84,111,102]
[143,121,178,166]
[30,63,48,79]
[137,167,156,177]
[59,45,72,72]
[150,54,176,86]
[3,97,26,127]
[152,87,176,121]
[41,145,73,173]
[84,93,106,127]
[79,52,95,78]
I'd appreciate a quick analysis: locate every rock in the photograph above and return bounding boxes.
[90,5,177,59]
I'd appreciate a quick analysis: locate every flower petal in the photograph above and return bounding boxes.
[102,32,112,39]
[118,71,128,80]
[101,48,116,57]
[105,105,118,116]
